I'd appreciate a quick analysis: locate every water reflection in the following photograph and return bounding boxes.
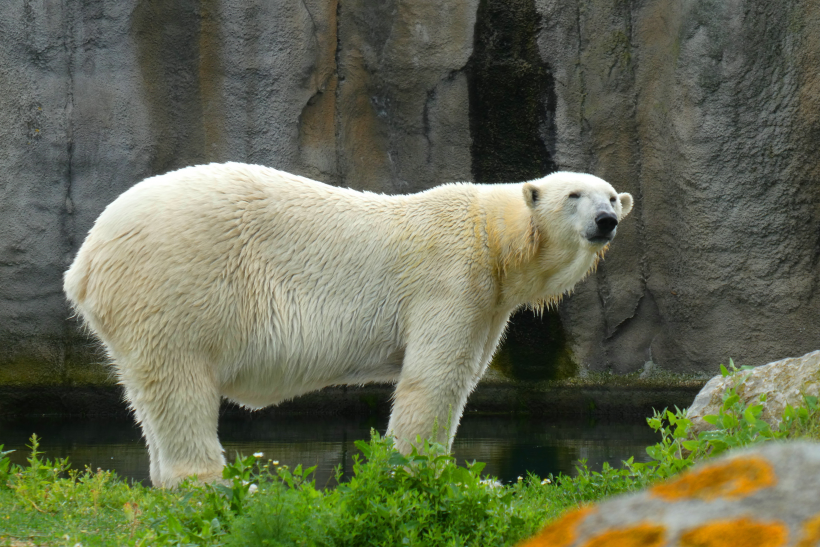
[0,414,658,486]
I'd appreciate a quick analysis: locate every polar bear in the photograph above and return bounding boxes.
[64,163,632,487]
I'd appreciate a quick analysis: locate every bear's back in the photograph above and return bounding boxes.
[66,163,491,389]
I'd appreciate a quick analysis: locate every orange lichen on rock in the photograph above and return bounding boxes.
[797,512,820,547]
[651,456,776,501]
[678,517,788,547]
[517,506,596,547]
[581,523,666,547]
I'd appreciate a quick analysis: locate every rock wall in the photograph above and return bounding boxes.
[544,0,820,375]
[1,0,818,386]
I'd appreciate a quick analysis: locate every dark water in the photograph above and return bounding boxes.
[0,414,658,486]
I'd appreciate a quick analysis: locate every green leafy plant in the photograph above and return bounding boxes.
[557,459,636,504]
[778,394,819,438]
[227,431,545,546]
[0,444,13,489]
[670,360,819,460]
[687,360,781,456]
[555,360,820,498]
[225,460,328,547]
[150,452,268,545]
[330,432,515,544]
[6,434,73,513]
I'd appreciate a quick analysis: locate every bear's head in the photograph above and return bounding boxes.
[522,172,633,251]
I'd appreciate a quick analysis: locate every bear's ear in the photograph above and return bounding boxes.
[523,183,540,208]
[618,192,633,219]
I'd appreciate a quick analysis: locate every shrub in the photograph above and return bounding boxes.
[559,360,820,497]
[227,432,549,546]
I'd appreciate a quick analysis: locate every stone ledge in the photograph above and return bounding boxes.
[0,381,705,418]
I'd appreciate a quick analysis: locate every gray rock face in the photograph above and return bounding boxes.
[542,0,820,376]
[687,350,820,435]
[0,0,478,385]
[1,0,819,387]
[520,442,820,547]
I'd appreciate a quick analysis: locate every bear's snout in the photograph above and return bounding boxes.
[594,212,618,234]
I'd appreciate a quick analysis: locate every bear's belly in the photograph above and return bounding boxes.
[219,346,404,409]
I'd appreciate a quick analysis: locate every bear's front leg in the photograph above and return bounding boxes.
[387,324,487,454]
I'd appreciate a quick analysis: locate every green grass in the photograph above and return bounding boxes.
[1,362,818,546]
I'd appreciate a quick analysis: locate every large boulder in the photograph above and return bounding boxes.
[519,441,820,547]
[687,350,820,435]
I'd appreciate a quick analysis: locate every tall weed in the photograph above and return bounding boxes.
[0,444,12,488]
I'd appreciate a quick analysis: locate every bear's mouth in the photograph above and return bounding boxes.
[587,235,613,245]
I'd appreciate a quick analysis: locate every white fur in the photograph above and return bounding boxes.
[63,163,632,487]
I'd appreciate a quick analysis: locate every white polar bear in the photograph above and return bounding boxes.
[64,163,632,487]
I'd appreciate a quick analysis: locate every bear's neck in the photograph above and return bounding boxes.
[504,239,601,310]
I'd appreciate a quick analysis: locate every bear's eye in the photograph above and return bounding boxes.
[568,192,580,199]
[609,196,616,203]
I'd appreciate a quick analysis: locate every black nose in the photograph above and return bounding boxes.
[595,212,618,234]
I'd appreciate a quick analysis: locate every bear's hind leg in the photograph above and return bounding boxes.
[131,405,161,486]
[122,361,225,488]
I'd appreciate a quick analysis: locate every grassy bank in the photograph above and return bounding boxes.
[1,364,818,547]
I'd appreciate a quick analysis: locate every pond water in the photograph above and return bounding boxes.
[0,413,658,486]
